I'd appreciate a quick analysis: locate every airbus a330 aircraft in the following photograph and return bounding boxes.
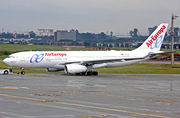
[3,23,170,75]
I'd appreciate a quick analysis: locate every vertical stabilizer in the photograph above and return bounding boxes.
[134,23,168,51]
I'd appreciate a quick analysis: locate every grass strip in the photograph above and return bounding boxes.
[0,62,179,74]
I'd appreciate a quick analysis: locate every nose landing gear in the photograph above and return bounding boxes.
[17,68,25,75]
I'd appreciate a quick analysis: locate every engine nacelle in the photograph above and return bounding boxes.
[65,64,87,74]
[46,68,63,72]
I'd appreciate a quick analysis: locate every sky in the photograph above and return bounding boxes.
[0,0,180,35]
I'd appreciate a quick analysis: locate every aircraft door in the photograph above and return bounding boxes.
[20,55,25,61]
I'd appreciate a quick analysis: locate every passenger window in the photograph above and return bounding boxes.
[8,56,15,58]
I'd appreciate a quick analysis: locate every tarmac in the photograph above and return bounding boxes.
[0,73,180,118]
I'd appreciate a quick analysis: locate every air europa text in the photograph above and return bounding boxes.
[146,25,166,47]
[45,53,67,57]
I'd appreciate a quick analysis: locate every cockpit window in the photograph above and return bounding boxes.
[8,56,15,58]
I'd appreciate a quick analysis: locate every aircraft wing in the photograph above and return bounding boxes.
[58,57,145,66]
[81,58,145,66]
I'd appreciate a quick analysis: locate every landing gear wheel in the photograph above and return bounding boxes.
[21,71,25,75]
[81,72,86,75]
[92,71,98,76]
[76,73,81,75]
[76,72,86,76]
[87,71,93,76]
[20,68,25,75]
[87,71,98,76]
[4,71,8,75]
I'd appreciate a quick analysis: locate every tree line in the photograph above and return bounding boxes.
[1,26,179,44]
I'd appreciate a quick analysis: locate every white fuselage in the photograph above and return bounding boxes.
[3,50,148,70]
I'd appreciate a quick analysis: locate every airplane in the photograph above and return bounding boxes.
[3,23,170,75]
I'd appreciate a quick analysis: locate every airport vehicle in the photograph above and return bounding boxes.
[0,67,13,75]
[3,23,170,75]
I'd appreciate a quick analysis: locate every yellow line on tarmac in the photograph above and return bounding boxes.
[0,87,18,89]
[0,94,41,101]
[0,93,170,118]
[53,101,169,118]
[0,116,9,118]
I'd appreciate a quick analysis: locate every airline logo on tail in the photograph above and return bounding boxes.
[146,25,166,48]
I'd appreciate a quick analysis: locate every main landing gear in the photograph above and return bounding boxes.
[17,68,25,75]
[87,71,98,76]
[75,71,98,76]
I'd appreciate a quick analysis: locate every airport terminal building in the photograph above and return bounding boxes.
[54,30,76,43]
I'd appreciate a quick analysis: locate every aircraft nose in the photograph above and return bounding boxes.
[3,58,10,65]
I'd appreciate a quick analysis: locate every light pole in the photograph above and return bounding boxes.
[171,14,178,65]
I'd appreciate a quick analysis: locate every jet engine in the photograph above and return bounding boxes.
[65,64,87,74]
[46,68,64,72]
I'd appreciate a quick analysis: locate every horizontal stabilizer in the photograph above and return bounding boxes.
[144,51,176,59]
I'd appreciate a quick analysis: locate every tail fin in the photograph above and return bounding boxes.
[134,23,168,51]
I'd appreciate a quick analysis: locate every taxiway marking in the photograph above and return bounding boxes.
[0,87,18,89]
[0,93,170,118]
